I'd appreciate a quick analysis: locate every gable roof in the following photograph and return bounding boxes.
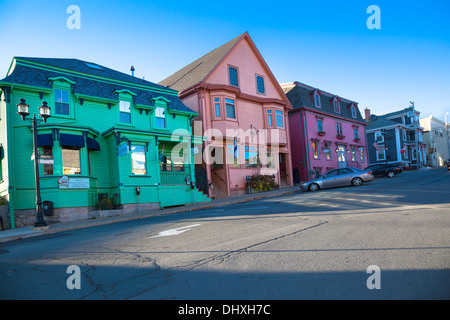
[158,33,245,92]
[0,57,196,114]
[281,82,365,124]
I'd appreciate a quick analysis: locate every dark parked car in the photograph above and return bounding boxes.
[300,167,374,192]
[364,163,403,178]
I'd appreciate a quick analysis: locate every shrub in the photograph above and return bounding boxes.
[245,174,279,192]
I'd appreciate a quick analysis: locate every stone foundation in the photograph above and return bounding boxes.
[8,202,161,228]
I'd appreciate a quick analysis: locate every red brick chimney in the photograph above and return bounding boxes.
[364,108,371,121]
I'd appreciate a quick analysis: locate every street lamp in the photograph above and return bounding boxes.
[16,99,51,228]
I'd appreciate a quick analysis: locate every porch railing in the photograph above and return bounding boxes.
[160,166,190,186]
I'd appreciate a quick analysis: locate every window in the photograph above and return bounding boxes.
[375,131,384,143]
[351,146,356,161]
[131,145,146,175]
[324,141,332,160]
[333,99,340,113]
[256,75,265,94]
[314,168,322,178]
[267,110,273,127]
[353,127,359,139]
[402,129,407,141]
[62,147,81,175]
[376,147,386,161]
[227,144,240,168]
[84,62,104,70]
[314,93,321,108]
[229,66,239,87]
[55,89,70,115]
[317,118,323,133]
[42,146,53,176]
[225,98,236,119]
[275,110,284,128]
[214,98,220,118]
[312,139,319,159]
[266,148,275,168]
[119,100,131,123]
[336,122,343,136]
[155,107,166,128]
[351,105,357,118]
[245,146,260,168]
[359,147,365,162]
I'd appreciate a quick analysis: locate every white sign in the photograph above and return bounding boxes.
[58,176,89,189]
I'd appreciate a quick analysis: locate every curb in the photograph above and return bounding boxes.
[0,187,300,244]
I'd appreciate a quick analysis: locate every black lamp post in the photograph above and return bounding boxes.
[17,99,51,227]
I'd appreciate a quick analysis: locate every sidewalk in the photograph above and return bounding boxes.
[0,186,300,244]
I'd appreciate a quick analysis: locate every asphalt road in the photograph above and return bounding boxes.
[0,168,449,300]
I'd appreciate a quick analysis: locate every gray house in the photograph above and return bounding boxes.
[365,105,426,170]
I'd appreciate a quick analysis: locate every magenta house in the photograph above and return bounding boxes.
[281,81,368,183]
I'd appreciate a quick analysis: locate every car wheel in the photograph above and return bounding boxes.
[308,183,320,192]
[351,177,363,186]
[387,171,396,178]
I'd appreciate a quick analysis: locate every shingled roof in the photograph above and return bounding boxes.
[1,57,196,114]
[158,33,245,92]
[282,82,365,123]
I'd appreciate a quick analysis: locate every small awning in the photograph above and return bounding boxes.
[60,133,85,148]
[37,134,53,147]
[86,137,101,151]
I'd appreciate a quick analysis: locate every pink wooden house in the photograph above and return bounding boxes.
[281,81,368,183]
[159,32,294,198]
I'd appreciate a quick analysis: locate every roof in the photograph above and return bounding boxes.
[365,114,400,130]
[158,33,245,92]
[382,106,417,119]
[281,82,365,123]
[0,57,196,114]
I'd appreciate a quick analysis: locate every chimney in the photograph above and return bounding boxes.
[364,108,371,121]
[130,66,135,77]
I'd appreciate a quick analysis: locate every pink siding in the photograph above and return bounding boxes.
[289,109,369,182]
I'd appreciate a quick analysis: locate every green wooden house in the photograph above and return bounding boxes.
[0,57,209,228]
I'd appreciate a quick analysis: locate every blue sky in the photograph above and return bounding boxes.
[1,0,449,120]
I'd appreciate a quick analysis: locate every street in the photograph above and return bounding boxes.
[0,168,449,300]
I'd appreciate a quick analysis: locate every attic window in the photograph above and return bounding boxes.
[84,62,104,70]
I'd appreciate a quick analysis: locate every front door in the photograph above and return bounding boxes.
[337,145,347,168]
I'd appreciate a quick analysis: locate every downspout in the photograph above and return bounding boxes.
[284,108,294,187]
[302,109,311,181]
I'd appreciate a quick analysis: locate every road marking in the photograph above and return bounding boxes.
[148,224,201,238]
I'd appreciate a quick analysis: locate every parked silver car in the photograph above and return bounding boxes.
[301,167,374,192]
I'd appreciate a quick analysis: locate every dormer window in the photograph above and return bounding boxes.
[333,97,340,113]
[351,104,357,118]
[119,100,131,123]
[314,91,321,108]
[55,89,70,115]
[155,107,166,128]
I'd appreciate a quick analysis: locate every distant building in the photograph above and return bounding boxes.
[420,115,450,167]
[281,81,368,183]
[365,104,426,169]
